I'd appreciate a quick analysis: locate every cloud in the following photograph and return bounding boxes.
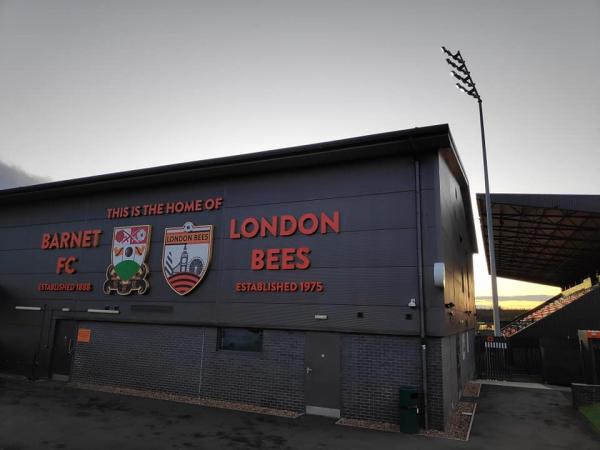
[0,160,51,190]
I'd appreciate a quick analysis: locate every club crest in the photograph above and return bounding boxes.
[162,222,213,295]
[103,225,152,295]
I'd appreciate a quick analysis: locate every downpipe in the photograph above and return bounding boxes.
[414,159,429,430]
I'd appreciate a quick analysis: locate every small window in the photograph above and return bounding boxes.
[218,328,262,352]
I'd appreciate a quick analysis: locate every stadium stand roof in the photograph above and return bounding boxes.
[477,193,600,288]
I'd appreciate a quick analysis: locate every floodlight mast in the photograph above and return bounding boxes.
[441,46,501,337]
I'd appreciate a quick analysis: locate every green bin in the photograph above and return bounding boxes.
[399,386,418,408]
[399,386,420,434]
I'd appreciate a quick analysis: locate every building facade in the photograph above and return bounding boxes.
[0,125,476,430]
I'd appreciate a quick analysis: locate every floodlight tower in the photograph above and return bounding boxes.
[441,46,501,337]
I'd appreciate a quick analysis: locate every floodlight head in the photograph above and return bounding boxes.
[441,46,462,62]
[446,58,470,75]
[456,82,481,100]
[451,70,474,86]
[446,58,459,68]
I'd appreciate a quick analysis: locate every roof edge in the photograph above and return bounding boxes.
[1,124,451,201]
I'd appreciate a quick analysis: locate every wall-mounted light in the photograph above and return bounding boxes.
[445,302,455,309]
[408,298,417,309]
[314,314,328,320]
[87,309,119,314]
[14,306,42,311]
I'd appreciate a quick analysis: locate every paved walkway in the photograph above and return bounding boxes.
[475,378,572,391]
[0,376,598,449]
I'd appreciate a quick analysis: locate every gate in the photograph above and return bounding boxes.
[476,335,510,380]
[476,335,544,381]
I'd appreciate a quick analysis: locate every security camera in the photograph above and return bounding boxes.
[408,298,416,309]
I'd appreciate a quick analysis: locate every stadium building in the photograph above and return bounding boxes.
[477,194,600,384]
[0,125,477,430]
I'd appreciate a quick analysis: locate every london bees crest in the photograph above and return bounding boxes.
[162,222,213,295]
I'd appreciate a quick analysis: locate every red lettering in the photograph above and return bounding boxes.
[81,230,92,247]
[241,218,259,238]
[280,215,297,236]
[298,213,319,235]
[49,234,59,249]
[250,247,312,270]
[215,197,224,209]
[183,201,195,212]
[230,219,241,239]
[41,233,51,249]
[266,249,280,270]
[59,232,70,249]
[56,256,78,274]
[260,216,277,237]
[91,229,102,247]
[321,211,340,234]
[296,247,311,270]
[251,249,265,270]
[280,248,296,270]
[204,198,213,210]
[70,231,82,248]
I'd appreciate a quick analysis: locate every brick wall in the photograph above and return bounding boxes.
[72,321,205,395]
[572,383,600,408]
[425,338,445,429]
[199,328,305,411]
[340,334,450,430]
[72,322,305,412]
[72,321,457,430]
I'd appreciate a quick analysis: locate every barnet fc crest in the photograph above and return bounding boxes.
[162,222,213,295]
[103,225,152,295]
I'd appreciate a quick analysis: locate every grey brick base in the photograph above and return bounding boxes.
[71,322,472,430]
[72,322,305,412]
[341,334,421,423]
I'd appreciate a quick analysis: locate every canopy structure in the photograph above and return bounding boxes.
[477,194,600,288]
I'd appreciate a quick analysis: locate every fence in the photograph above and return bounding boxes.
[476,336,543,381]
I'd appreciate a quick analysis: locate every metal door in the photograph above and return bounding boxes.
[305,332,341,418]
[50,320,78,381]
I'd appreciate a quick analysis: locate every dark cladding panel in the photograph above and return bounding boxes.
[437,154,476,332]
[221,266,418,305]
[0,191,413,251]
[221,191,417,237]
[0,266,417,311]
[218,229,417,270]
[214,304,420,334]
[0,137,453,336]
[223,157,415,207]
[0,196,91,228]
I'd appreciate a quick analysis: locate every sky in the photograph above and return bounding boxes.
[0,0,598,302]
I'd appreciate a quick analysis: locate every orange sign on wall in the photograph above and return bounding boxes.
[586,330,600,339]
[77,328,92,343]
